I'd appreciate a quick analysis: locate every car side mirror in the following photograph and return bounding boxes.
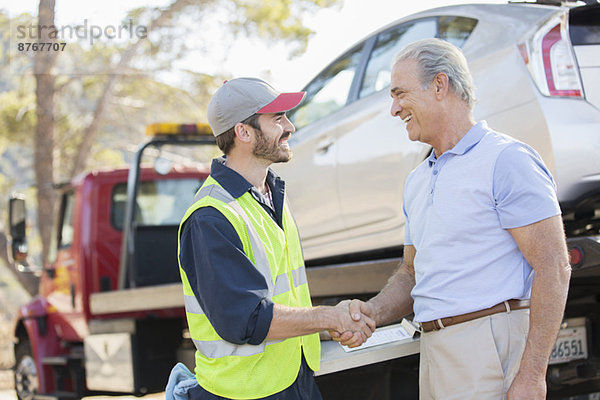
[8,195,28,265]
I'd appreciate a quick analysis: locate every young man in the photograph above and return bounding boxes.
[336,39,571,399]
[170,77,374,400]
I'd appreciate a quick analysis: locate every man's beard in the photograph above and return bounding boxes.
[252,128,292,163]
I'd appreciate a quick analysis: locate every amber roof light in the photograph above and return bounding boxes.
[145,123,213,137]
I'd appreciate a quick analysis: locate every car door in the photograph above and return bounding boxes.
[336,16,478,255]
[274,43,367,259]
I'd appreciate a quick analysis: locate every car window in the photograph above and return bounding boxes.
[438,16,478,48]
[291,43,365,130]
[569,6,600,45]
[360,19,436,98]
[359,16,478,98]
[59,191,75,248]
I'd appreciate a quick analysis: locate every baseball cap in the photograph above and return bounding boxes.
[207,77,306,136]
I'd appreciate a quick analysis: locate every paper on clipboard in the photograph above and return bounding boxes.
[341,319,419,352]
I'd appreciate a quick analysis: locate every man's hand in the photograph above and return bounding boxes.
[327,249,416,348]
[507,371,546,400]
[329,299,376,348]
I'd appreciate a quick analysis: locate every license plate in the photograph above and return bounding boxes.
[549,326,588,365]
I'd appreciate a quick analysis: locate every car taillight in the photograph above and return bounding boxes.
[518,13,583,98]
[569,246,583,267]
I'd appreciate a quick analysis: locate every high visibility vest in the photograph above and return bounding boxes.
[177,175,321,399]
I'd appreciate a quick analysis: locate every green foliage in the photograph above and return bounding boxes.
[0,91,36,145]
[89,148,125,170]
[0,11,37,147]
[0,0,343,282]
[0,11,36,81]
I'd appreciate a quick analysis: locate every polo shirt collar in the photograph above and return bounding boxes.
[427,121,488,167]
[448,121,488,156]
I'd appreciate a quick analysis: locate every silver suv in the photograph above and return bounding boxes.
[275,1,600,262]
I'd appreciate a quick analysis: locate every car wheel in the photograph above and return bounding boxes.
[14,337,38,400]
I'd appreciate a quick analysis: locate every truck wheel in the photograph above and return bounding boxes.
[14,337,38,400]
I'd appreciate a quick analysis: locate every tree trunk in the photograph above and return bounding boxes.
[34,0,57,266]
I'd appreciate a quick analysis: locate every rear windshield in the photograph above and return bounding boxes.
[569,5,600,45]
[438,16,478,48]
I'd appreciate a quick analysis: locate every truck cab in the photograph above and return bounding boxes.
[11,124,214,399]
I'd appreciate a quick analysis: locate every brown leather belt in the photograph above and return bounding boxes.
[420,299,530,333]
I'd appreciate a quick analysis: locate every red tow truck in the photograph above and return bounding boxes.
[9,123,402,400]
[9,124,215,399]
[8,123,600,400]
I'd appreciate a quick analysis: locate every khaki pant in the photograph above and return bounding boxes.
[419,309,529,400]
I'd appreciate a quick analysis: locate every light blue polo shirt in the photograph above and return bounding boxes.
[403,121,561,322]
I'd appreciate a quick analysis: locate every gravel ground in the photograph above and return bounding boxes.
[0,370,12,390]
[0,262,30,372]
[0,370,14,400]
[0,370,164,400]
[0,324,15,372]
[0,390,16,400]
[0,266,164,400]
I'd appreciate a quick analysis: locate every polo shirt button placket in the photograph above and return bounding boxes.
[429,167,438,198]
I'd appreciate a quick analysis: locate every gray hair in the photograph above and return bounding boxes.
[394,38,476,109]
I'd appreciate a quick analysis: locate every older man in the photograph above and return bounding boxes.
[338,39,571,399]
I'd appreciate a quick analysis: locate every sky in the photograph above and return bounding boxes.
[1,0,503,90]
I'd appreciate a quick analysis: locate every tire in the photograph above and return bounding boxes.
[13,337,38,400]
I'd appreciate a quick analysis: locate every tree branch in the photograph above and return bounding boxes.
[69,0,208,178]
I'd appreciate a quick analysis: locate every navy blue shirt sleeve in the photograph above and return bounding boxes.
[180,206,274,345]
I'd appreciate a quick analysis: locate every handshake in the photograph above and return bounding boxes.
[326,299,376,348]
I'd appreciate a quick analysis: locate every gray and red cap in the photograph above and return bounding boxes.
[207,77,306,137]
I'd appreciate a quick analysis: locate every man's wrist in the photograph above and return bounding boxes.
[366,299,381,326]
[312,305,337,333]
[517,350,550,380]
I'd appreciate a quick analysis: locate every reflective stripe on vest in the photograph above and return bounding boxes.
[185,268,307,313]
[274,266,309,296]
[184,183,305,359]
[186,184,271,357]
[178,175,320,398]
[183,292,285,358]
[191,337,284,359]
[193,184,274,296]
